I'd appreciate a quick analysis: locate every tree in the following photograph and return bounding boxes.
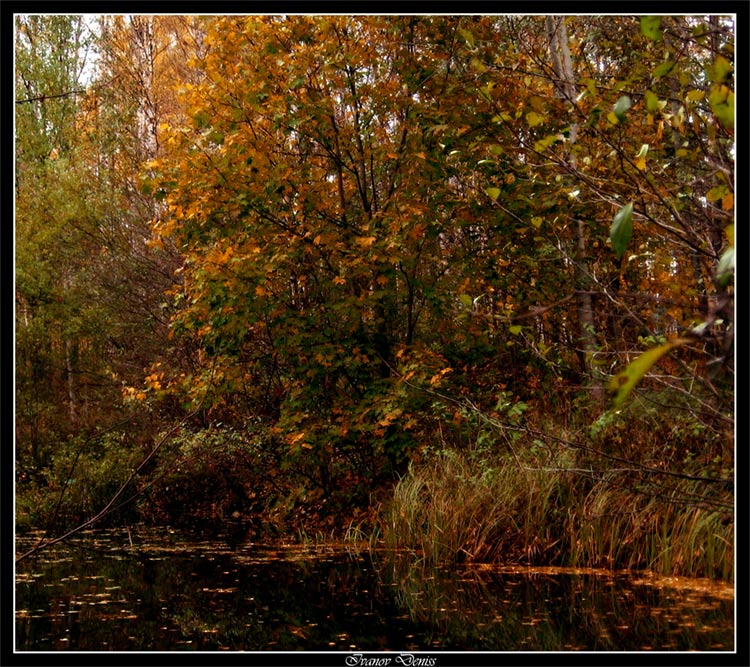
[15,15,100,462]
[16,14,733,538]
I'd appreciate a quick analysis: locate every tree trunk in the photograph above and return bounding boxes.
[545,16,603,403]
[65,337,78,427]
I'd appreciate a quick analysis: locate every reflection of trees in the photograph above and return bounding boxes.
[372,554,734,651]
[15,532,733,651]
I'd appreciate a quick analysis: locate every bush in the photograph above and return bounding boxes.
[138,425,276,533]
[16,432,142,532]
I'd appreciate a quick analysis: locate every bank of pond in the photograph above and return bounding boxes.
[15,527,734,652]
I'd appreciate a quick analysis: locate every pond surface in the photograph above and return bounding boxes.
[15,528,734,652]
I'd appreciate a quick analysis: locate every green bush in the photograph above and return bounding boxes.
[16,431,141,532]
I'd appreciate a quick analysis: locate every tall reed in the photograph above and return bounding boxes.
[382,448,733,580]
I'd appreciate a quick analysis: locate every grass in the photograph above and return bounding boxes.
[381,442,734,581]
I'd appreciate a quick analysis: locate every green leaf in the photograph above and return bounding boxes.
[508,325,523,335]
[459,294,473,308]
[613,95,632,122]
[709,86,734,129]
[653,61,675,78]
[485,187,501,201]
[644,90,660,113]
[610,202,634,260]
[725,223,734,247]
[193,111,210,128]
[608,339,689,408]
[458,29,475,48]
[640,16,661,41]
[526,111,545,127]
[534,133,560,152]
[581,77,596,97]
[706,185,729,203]
[717,247,735,287]
[711,55,733,83]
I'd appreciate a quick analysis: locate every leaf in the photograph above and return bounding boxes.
[485,187,501,201]
[709,85,734,129]
[717,223,735,286]
[508,325,523,335]
[725,224,734,247]
[706,185,729,203]
[610,202,634,260]
[459,294,473,308]
[525,111,545,127]
[711,55,733,83]
[608,339,690,408]
[653,61,675,78]
[534,133,560,152]
[640,16,661,41]
[717,247,735,287]
[613,95,632,122]
[644,90,660,113]
[458,29,475,47]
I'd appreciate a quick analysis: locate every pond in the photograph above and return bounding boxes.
[15,527,734,653]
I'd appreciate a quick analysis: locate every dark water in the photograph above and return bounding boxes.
[15,528,734,652]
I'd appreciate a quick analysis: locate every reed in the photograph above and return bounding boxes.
[383,447,733,580]
[383,448,570,565]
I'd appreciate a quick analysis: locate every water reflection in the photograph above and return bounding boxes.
[15,528,734,651]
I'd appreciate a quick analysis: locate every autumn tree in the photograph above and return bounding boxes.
[16,14,733,535]
[14,14,209,529]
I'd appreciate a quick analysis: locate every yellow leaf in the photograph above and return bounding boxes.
[429,367,453,386]
[608,339,690,408]
[722,193,734,211]
[287,431,306,445]
[634,156,647,171]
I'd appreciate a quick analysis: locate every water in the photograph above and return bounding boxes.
[15,528,734,652]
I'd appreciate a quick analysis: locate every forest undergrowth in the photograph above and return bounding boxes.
[17,384,734,581]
